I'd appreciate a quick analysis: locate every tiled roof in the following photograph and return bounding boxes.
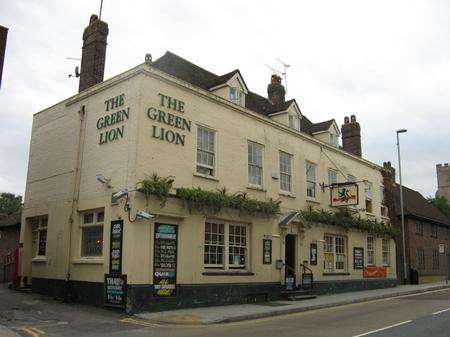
[152,51,334,136]
[395,186,450,226]
[0,212,21,229]
[310,119,335,133]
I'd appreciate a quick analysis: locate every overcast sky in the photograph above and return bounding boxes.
[1,0,449,198]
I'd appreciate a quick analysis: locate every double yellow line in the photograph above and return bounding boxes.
[18,327,44,337]
[120,317,163,328]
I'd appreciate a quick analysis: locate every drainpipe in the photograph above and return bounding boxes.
[64,105,86,301]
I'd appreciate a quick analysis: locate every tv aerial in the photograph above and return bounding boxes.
[68,66,80,79]
[266,58,291,93]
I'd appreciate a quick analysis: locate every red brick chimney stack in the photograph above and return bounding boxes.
[79,14,109,92]
[267,74,286,105]
[341,115,362,157]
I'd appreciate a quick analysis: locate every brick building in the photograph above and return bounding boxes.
[395,186,450,283]
[0,212,21,282]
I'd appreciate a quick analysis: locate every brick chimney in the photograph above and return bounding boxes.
[267,74,285,105]
[79,14,109,92]
[341,115,362,157]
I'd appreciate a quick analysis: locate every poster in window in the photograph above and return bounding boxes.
[104,274,127,308]
[38,230,47,256]
[263,239,272,264]
[310,243,317,265]
[153,223,178,297]
[109,220,123,274]
[353,247,364,269]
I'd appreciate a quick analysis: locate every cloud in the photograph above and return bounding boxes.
[1,0,448,198]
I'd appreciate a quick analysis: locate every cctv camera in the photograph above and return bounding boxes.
[96,174,112,188]
[136,210,155,220]
[112,189,128,200]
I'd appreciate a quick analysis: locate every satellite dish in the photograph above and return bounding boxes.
[75,66,80,78]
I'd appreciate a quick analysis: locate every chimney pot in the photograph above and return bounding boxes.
[341,114,362,157]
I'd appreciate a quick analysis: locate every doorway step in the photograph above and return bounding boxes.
[281,289,317,301]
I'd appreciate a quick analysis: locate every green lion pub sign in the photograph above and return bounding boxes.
[147,93,192,146]
[97,93,130,145]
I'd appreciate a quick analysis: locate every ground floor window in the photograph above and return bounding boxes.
[367,235,375,265]
[323,234,346,272]
[204,220,248,270]
[416,248,425,269]
[382,238,390,266]
[29,215,48,257]
[80,209,104,257]
[432,249,439,270]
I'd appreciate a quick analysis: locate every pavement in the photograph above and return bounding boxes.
[136,281,450,325]
[1,282,450,336]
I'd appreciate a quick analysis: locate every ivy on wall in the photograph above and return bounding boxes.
[299,209,399,237]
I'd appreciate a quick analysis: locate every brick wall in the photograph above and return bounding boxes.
[0,224,20,282]
[406,218,450,281]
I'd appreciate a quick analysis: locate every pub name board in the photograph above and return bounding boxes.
[97,94,130,145]
[147,93,192,146]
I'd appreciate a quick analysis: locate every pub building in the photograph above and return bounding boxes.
[20,15,398,312]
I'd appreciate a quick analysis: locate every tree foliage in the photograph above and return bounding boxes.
[427,196,450,219]
[0,192,22,216]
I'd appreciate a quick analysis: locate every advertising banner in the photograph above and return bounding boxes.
[153,223,178,297]
[109,220,123,274]
[363,266,387,278]
[104,274,127,308]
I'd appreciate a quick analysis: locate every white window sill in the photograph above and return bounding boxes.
[247,185,266,192]
[72,258,104,265]
[279,191,295,198]
[306,198,320,204]
[32,256,47,263]
[193,173,219,182]
[202,270,254,276]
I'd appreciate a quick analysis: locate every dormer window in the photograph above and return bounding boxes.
[230,87,243,106]
[330,133,339,147]
[289,112,301,131]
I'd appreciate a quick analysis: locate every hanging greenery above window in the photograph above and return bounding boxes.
[137,175,281,216]
[299,209,399,237]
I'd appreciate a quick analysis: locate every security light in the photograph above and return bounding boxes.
[396,129,407,134]
[135,210,155,220]
[112,189,128,200]
[96,174,111,188]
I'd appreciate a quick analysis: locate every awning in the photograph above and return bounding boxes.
[278,211,300,228]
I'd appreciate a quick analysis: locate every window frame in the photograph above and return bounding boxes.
[204,220,249,271]
[306,161,317,199]
[279,151,293,193]
[80,209,105,258]
[288,112,301,132]
[382,238,390,266]
[367,234,375,266]
[330,133,339,147]
[323,234,347,272]
[328,169,338,186]
[230,87,243,106]
[416,248,425,269]
[430,224,438,238]
[247,141,264,187]
[30,216,48,257]
[196,126,216,177]
[415,222,424,236]
[365,181,373,213]
[432,249,440,270]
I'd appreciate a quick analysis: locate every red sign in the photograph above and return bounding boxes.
[330,183,359,207]
[363,266,387,278]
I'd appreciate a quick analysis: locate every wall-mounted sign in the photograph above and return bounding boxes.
[104,274,127,308]
[153,223,178,297]
[310,243,317,265]
[97,94,130,145]
[302,273,313,289]
[263,239,272,264]
[109,220,123,274]
[439,244,445,254]
[330,183,359,207]
[353,247,364,269]
[363,266,387,278]
[147,93,192,146]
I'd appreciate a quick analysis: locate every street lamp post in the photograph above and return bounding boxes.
[397,129,408,284]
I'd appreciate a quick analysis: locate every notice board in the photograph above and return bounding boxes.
[109,220,123,274]
[104,274,127,308]
[153,223,178,297]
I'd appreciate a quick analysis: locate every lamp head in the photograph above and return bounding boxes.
[396,129,407,134]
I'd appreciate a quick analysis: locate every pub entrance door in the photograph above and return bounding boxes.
[285,234,296,289]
